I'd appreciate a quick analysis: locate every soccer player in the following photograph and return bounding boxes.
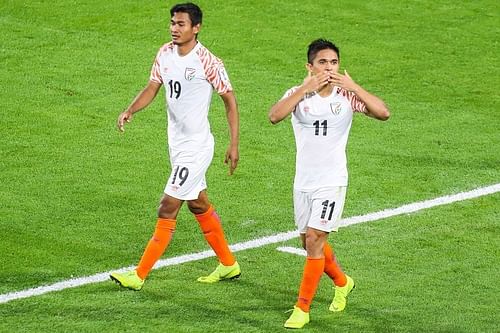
[110,3,241,291]
[268,39,390,329]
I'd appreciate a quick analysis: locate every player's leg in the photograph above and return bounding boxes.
[285,227,326,329]
[323,243,347,287]
[324,240,355,312]
[300,234,352,294]
[324,242,355,312]
[285,190,320,328]
[299,234,348,286]
[135,194,182,279]
[296,228,327,312]
[189,191,240,283]
[110,194,182,290]
[315,186,354,312]
[297,233,355,313]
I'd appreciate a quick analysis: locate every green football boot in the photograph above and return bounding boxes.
[197,261,241,283]
[329,275,355,312]
[284,306,310,329]
[110,270,144,291]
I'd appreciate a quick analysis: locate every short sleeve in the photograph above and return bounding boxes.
[281,86,302,113]
[206,61,233,95]
[348,91,366,113]
[149,49,163,84]
[282,86,300,99]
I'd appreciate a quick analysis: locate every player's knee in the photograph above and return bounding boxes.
[304,230,326,253]
[157,196,182,219]
[158,204,176,219]
[187,190,211,215]
[187,199,210,215]
[305,233,320,248]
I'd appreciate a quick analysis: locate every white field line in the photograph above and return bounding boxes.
[276,246,307,257]
[1,183,499,305]
[340,183,500,227]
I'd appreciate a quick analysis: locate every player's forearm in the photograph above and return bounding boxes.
[126,81,161,114]
[221,92,240,146]
[268,86,307,124]
[353,86,390,121]
[226,107,239,147]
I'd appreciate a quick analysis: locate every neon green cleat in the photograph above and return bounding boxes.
[197,261,241,283]
[329,275,355,312]
[284,306,310,329]
[110,270,144,291]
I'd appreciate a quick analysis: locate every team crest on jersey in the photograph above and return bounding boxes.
[185,67,196,81]
[330,102,342,115]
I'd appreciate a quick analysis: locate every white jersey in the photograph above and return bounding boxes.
[150,41,233,152]
[283,86,366,190]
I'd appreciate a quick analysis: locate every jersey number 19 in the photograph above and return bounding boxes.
[168,80,182,99]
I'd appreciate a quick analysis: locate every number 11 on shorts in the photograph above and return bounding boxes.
[321,200,335,221]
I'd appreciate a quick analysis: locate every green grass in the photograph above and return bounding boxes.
[1,195,498,332]
[1,0,499,332]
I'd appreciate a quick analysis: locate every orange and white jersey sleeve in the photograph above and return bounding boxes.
[150,43,174,84]
[196,46,233,94]
[150,49,163,84]
[282,86,304,111]
[334,87,367,113]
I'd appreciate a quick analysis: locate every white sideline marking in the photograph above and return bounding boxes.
[277,246,307,257]
[1,183,499,304]
[340,183,500,227]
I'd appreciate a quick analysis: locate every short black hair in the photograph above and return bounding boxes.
[307,39,340,64]
[170,2,203,26]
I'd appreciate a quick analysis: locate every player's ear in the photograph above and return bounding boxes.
[193,24,201,34]
[305,63,313,73]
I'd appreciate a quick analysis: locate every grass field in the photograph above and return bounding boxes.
[1,0,499,332]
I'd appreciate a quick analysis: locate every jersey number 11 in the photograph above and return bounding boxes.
[313,120,327,136]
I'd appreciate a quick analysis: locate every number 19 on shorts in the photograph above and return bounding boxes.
[172,166,189,186]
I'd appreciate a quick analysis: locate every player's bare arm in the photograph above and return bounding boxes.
[331,71,390,121]
[268,71,330,124]
[117,80,162,132]
[220,91,239,175]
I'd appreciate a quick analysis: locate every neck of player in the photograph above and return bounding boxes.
[318,83,334,97]
[177,39,198,56]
